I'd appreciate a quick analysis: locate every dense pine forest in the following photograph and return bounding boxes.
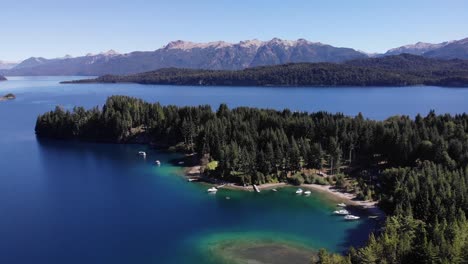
[64,54,468,87]
[35,95,468,263]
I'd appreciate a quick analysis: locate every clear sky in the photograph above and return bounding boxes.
[2,0,467,61]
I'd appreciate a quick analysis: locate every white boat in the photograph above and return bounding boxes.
[253,184,260,193]
[138,151,146,156]
[304,190,311,195]
[295,188,303,194]
[155,160,161,166]
[337,203,346,207]
[207,187,218,193]
[334,209,350,215]
[344,215,360,220]
[272,189,278,192]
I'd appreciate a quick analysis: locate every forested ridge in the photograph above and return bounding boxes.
[64,54,468,87]
[35,95,468,263]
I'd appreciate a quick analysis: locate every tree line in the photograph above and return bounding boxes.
[35,95,468,263]
[63,54,468,87]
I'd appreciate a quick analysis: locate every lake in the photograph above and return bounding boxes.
[1,76,467,264]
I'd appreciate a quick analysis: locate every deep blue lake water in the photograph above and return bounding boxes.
[0,76,467,263]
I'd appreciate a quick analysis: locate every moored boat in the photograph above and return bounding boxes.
[207,187,218,193]
[304,190,311,195]
[295,188,303,194]
[334,209,350,215]
[138,151,146,156]
[155,160,161,166]
[344,215,360,220]
[337,203,346,207]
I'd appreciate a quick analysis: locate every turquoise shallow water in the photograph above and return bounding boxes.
[2,76,467,263]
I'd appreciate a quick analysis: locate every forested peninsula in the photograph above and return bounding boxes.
[35,95,468,263]
[63,54,468,87]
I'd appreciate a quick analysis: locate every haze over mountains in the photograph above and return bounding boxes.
[0,60,18,70]
[2,37,468,76]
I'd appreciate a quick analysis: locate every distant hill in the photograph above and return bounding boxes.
[6,51,121,76]
[13,57,50,69]
[64,54,468,87]
[4,38,367,76]
[383,38,468,60]
[345,53,468,72]
[424,38,468,59]
[0,75,6,81]
[384,41,451,56]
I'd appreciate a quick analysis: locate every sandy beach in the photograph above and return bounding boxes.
[186,165,201,177]
[184,165,385,217]
[301,184,384,217]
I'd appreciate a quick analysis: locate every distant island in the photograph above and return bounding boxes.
[0,93,15,101]
[35,95,468,263]
[0,75,6,81]
[63,54,468,87]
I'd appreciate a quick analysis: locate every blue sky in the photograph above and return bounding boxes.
[2,0,467,61]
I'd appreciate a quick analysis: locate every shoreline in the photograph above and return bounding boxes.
[183,165,385,217]
[301,184,384,217]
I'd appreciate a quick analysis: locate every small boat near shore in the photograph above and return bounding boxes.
[304,190,311,195]
[207,187,218,193]
[272,189,278,192]
[295,188,303,194]
[337,203,346,207]
[344,215,360,220]
[138,151,146,157]
[334,209,350,215]
[253,184,260,193]
[155,160,161,166]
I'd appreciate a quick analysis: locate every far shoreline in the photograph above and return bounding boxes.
[60,78,468,89]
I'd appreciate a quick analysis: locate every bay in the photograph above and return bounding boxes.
[1,76,467,263]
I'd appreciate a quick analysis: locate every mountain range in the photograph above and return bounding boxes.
[2,37,468,76]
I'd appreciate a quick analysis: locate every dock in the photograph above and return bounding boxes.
[253,184,260,193]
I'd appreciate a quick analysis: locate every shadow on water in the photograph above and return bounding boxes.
[337,208,383,254]
[36,137,144,156]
